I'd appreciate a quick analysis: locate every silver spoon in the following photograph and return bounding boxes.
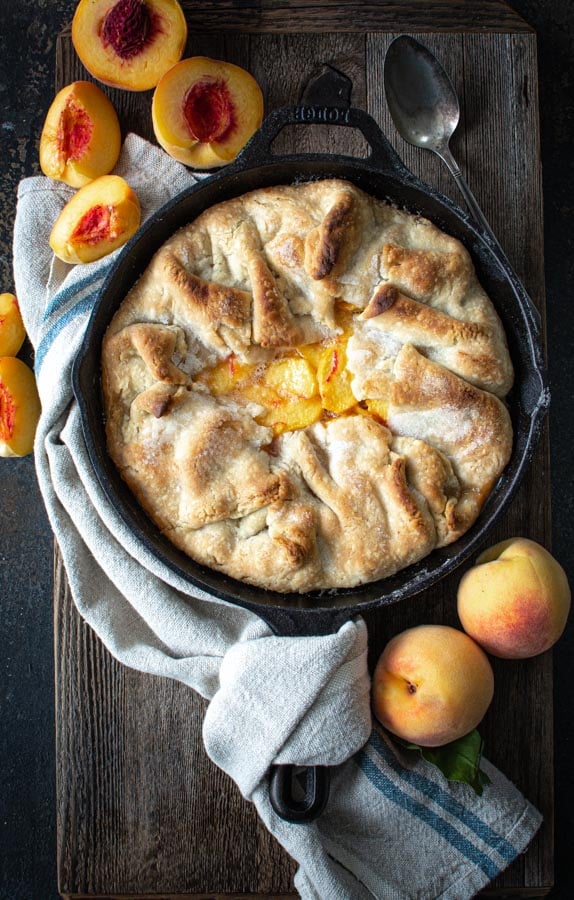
[383,35,494,239]
[383,34,541,330]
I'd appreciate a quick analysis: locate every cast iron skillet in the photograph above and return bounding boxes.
[72,70,548,821]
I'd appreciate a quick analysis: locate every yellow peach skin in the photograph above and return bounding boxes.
[457,538,571,659]
[0,357,41,457]
[0,294,26,358]
[49,175,141,264]
[372,625,494,747]
[39,81,121,188]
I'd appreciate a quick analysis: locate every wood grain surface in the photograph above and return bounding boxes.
[55,2,552,896]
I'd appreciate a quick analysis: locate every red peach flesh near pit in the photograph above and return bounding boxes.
[59,101,93,162]
[183,78,236,143]
[71,205,119,244]
[102,0,155,60]
[0,385,16,441]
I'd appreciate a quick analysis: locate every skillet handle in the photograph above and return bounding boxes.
[269,764,330,823]
[236,103,412,180]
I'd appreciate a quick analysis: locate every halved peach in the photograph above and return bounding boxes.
[39,81,121,188]
[0,357,41,457]
[0,294,26,357]
[72,0,187,91]
[152,57,264,168]
[49,175,141,264]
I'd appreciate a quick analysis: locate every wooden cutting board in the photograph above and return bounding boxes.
[55,2,552,896]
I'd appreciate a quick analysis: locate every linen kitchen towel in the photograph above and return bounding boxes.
[13,134,542,899]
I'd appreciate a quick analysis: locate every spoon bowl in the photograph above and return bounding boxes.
[384,35,460,156]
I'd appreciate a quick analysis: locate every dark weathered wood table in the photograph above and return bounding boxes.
[55,1,552,896]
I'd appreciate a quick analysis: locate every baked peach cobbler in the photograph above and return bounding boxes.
[101,179,514,592]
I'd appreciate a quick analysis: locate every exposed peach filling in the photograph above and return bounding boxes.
[102,0,155,59]
[183,78,236,143]
[195,303,388,436]
[59,100,93,161]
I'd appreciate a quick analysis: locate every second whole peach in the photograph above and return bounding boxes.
[457,538,571,659]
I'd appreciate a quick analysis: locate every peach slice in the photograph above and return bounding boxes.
[49,175,141,264]
[365,398,388,424]
[0,357,41,457]
[152,57,264,169]
[244,357,321,435]
[72,0,187,91]
[317,341,356,414]
[255,397,323,436]
[39,81,121,188]
[197,354,255,397]
[298,343,324,371]
[241,381,283,411]
[0,294,26,357]
[262,357,318,400]
[198,354,322,436]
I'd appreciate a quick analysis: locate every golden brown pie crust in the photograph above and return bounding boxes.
[101,179,513,593]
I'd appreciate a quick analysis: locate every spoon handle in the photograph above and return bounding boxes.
[437,146,542,332]
[438,146,503,246]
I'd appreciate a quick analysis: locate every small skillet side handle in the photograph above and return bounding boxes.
[269,763,330,823]
[235,62,412,180]
[237,103,413,180]
[262,605,351,823]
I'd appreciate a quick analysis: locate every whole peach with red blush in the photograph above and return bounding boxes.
[457,538,571,658]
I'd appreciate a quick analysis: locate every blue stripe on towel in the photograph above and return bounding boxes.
[355,750,501,880]
[369,730,517,864]
[42,269,104,323]
[36,291,99,373]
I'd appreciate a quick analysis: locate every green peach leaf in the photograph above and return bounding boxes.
[390,729,492,796]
